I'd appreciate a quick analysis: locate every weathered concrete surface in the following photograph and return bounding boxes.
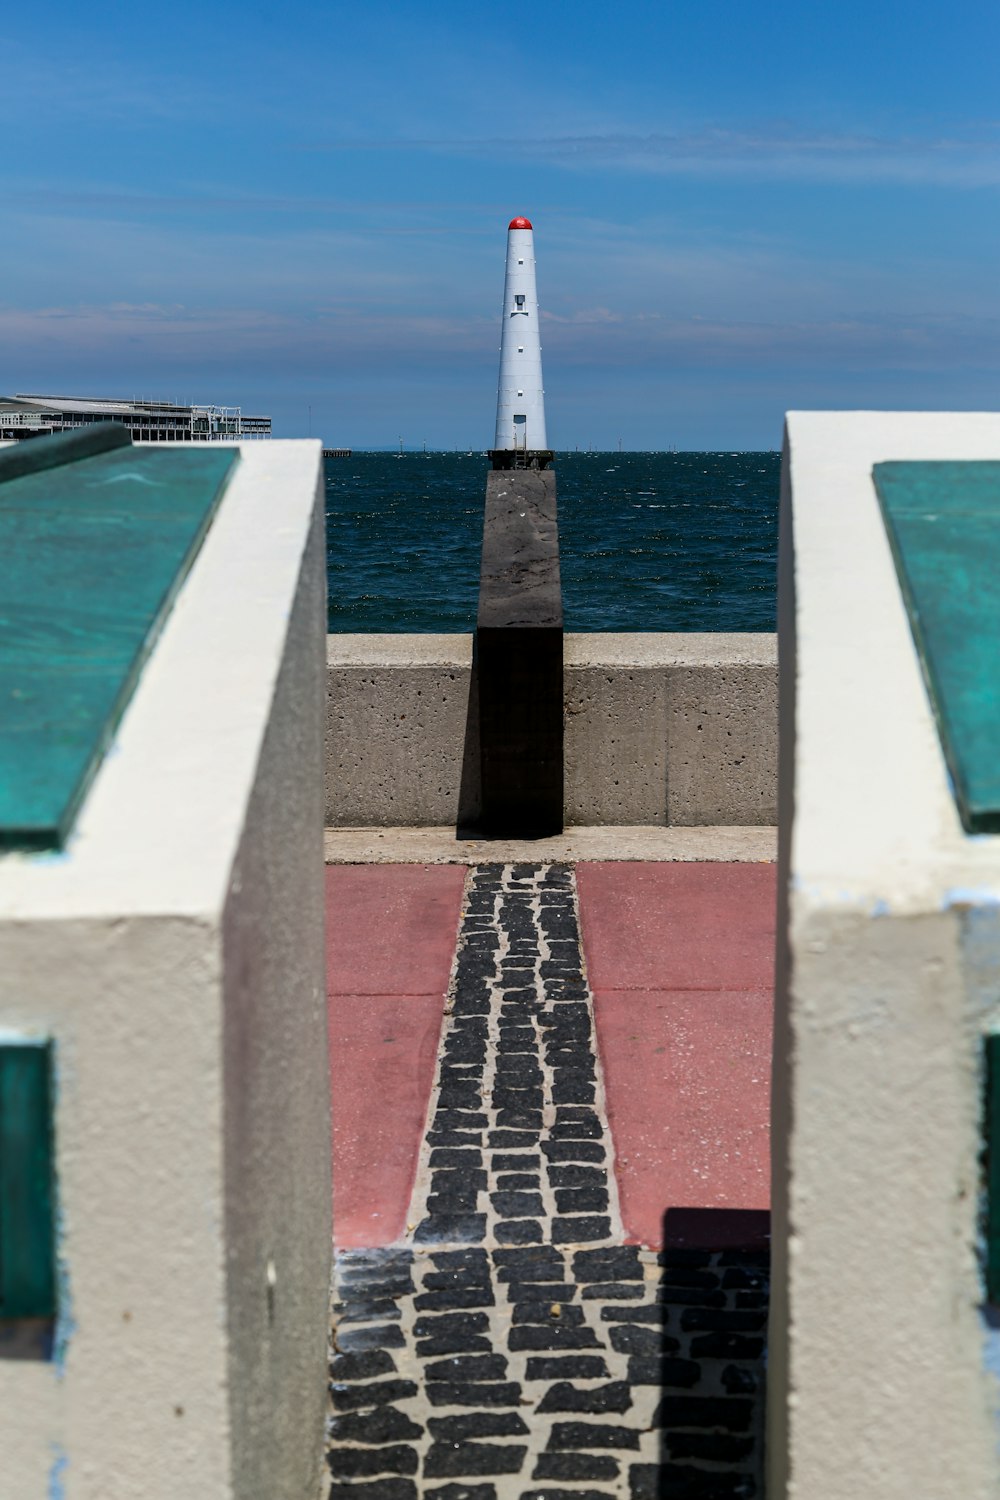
[666,639,778,825]
[772,412,1000,1500]
[577,861,776,993]
[477,470,561,631]
[594,988,772,1245]
[563,644,667,825]
[578,863,775,1250]
[326,863,466,997]
[221,467,330,1500]
[564,634,776,825]
[326,635,475,826]
[326,633,776,828]
[0,442,331,1500]
[477,469,563,834]
[325,864,465,1248]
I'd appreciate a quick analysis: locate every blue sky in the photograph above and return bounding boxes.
[3,0,999,447]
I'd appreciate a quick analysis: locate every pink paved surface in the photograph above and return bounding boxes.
[576,862,776,1250]
[326,864,467,1248]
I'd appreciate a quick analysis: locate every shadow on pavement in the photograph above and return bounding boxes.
[644,1208,770,1499]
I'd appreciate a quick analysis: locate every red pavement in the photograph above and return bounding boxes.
[326,865,466,1249]
[576,862,776,1250]
[326,860,777,1254]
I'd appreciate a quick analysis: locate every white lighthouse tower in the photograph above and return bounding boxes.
[490,216,552,470]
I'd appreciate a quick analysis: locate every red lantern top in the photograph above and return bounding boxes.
[508,216,533,230]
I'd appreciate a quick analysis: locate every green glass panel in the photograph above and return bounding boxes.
[874,461,1000,834]
[0,426,237,849]
[0,1043,55,1321]
[985,1035,1000,1304]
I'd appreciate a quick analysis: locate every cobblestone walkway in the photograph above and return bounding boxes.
[328,864,768,1500]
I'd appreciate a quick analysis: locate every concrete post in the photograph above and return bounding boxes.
[0,442,331,1500]
[476,469,563,835]
[770,412,1000,1500]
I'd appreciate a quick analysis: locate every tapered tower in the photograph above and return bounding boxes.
[489,217,553,470]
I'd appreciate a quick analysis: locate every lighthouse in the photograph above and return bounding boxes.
[489,216,553,470]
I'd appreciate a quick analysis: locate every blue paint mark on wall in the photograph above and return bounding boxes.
[51,1047,74,1376]
[53,1252,75,1376]
[946,887,1000,911]
[47,1448,68,1500]
[981,1307,1000,1443]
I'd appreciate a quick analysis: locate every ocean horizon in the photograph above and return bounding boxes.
[326,450,780,633]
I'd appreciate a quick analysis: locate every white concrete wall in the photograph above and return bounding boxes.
[771,412,1000,1500]
[221,485,330,1500]
[325,632,776,828]
[0,442,331,1500]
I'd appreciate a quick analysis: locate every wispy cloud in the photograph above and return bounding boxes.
[4,188,521,225]
[0,41,215,128]
[301,124,1000,188]
[3,299,998,379]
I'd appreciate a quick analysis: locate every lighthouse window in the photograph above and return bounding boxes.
[518,259,524,265]
[517,347,524,353]
[517,391,523,397]
[513,414,526,423]
[515,294,525,308]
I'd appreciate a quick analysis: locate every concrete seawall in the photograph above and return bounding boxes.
[326,633,777,828]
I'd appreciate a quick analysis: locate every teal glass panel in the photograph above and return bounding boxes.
[0,426,237,849]
[0,1043,55,1321]
[985,1035,1000,1304]
[874,461,1000,834]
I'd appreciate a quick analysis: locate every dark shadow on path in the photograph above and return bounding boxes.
[456,636,481,835]
[633,1209,770,1499]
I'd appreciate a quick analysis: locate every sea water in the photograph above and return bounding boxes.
[326,450,779,633]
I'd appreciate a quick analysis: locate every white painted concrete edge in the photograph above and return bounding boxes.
[0,440,330,1500]
[785,411,1000,913]
[772,412,1000,1500]
[0,440,324,920]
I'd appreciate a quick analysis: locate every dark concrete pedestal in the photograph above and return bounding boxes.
[476,469,563,835]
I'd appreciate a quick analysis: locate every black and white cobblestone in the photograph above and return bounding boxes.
[328,864,767,1500]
